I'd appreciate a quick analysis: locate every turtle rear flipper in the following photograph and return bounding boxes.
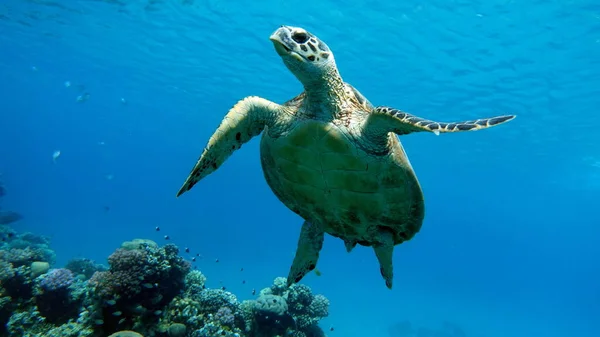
[365,107,515,137]
[287,221,325,287]
[176,96,283,197]
[373,229,395,289]
[344,239,357,252]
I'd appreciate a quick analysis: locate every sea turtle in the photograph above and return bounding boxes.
[176,25,515,289]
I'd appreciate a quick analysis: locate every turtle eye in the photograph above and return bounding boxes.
[292,31,309,44]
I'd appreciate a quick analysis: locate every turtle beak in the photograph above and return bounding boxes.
[271,38,292,55]
[270,26,293,55]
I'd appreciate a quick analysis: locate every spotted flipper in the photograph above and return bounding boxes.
[176,96,282,197]
[374,229,395,290]
[366,106,516,136]
[287,221,325,287]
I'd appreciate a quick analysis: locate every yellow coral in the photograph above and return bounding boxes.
[120,239,158,250]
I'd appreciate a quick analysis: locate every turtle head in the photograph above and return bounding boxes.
[270,26,337,88]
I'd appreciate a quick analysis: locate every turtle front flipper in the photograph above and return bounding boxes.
[177,96,283,197]
[287,221,325,287]
[365,106,515,137]
[374,229,395,290]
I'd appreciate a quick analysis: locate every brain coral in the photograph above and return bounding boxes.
[86,242,190,334]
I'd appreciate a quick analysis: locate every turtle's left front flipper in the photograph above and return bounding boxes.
[177,96,283,197]
[364,106,516,137]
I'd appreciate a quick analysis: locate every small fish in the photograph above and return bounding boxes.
[120,98,127,105]
[112,311,122,316]
[221,286,226,290]
[215,258,219,263]
[0,211,23,225]
[185,247,190,253]
[330,326,334,331]
[52,150,61,163]
[76,92,90,102]
[192,257,196,262]
[155,226,160,231]
[103,206,110,212]
[240,267,244,272]
[64,81,71,88]
[252,289,256,295]
[242,280,246,284]
[314,268,322,277]
[164,235,170,240]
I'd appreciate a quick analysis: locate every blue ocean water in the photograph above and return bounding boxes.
[1,0,599,336]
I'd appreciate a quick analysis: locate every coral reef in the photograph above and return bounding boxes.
[85,241,191,335]
[0,225,332,337]
[65,257,107,280]
[0,225,58,335]
[35,268,85,324]
[158,274,329,337]
[0,228,56,266]
[250,277,329,337]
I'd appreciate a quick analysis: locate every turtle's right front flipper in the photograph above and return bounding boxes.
[177,96,282,197]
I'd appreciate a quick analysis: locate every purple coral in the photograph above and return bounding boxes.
[40,268,74,292]
[107,248,147,270]
[36,268,81,324]
[215,306,235,327]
